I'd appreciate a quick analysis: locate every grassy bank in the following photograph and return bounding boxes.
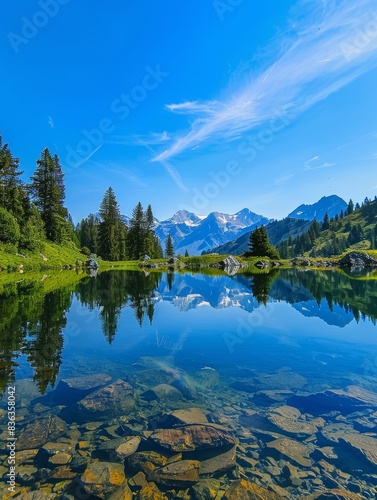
[0,242,87,272]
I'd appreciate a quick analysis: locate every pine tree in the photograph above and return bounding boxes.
[347,199,354,215]
[165,234,174,258]
[0,135,25,221]
[98,187,126,260]
[322,212,330,231]
[248,226,280,259]
[185,249,189,257]
[127,202,146,260]
[30,148,68,242]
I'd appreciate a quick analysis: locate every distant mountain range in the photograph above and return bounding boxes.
[117,195,347,256]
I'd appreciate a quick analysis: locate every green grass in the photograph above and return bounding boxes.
[0,241,87,272]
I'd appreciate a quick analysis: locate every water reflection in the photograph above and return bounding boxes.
[1,268,376,394]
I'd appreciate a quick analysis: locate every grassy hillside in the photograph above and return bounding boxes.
[0,241,87,272]
[205,218,312,256]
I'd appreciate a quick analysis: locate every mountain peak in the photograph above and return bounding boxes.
[287,195,347,221]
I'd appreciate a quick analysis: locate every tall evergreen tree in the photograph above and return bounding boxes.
[165,234,174,258]
[98,187,126,260]
[322,212,330,231]
[0,134,25,220]
[30,148,68,242]
[127,202,146,260]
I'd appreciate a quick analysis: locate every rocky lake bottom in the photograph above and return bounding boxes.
[1,269,377,499]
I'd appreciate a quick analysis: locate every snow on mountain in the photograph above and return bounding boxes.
[174,208,269,255]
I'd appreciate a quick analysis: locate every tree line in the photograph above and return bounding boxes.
[0,134,173,261]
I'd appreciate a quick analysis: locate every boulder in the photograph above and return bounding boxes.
[339,251,377,269]
[254,260,270,269]
[150,424,237,452]
[51,373,112,404]
[198,444,237,476]
[148,459,200,487]
[288,385,377,416]
[96,436,141,461]
[17,415,68,451]
[65,379,134,422]
[141,384,183,402]
[149,408,208,429]
[128,451,169,475]
[79,461,126,499]
[266,437,312,467]
[192,478,222,500]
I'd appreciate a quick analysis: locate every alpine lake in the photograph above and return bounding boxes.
[1,266,377,499]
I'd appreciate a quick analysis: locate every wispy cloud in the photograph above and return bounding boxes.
[108,131,171,146]
[305,157,335,170]
[152,0,377,162]
[48,116,54,128]
[88,161,150,189]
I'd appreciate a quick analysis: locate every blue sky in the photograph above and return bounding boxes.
[1,0,377,223]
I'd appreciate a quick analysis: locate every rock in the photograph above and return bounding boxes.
[137,482,168,500]
[96,436,141,461]
[232,371,307,392]
[68,379,134,422]
[199,444,237,476]
[339,251,377,269]
[266,437,312,467]
[192,478,222,500]
[17,415,68,450]
[51,373,112,404]
[254,260,270,269]
[15,465,38,485]
[171,373,197,400]
[339,432,377,467]
[141,384,183,402]
[108,480,133,500]
[88,258,99,269]
[128,451,169,475]
[48,466,77,480]
[149,408,208,429]
[14,492,55,500]
[209,256,243,271]
[79,461,126,499]
[252,390,293,405]
[223,479,280,499]
[69,454,88,473]
[129,471,148,488]
[266,406,318,436]
[148,459,200,487]
[288,385,377,416]
[150,424,237,452]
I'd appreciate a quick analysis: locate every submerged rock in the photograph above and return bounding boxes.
[149,408,209,429]
[79,461,126,499]
[141,384,183,402]
[266,437,312,467]
[150,424,237,452]
[51,373,112,404]
[148,459,200,487]
[136,482,168,500]
[288,385,377,416]
[232,371,307,393]
[63,379,134,422]
[223,479,280,499]
[17,415,68,451]
[96,436,141,461]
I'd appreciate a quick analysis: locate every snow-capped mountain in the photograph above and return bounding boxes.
[154,210,205,250]
[174,208,269,255]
